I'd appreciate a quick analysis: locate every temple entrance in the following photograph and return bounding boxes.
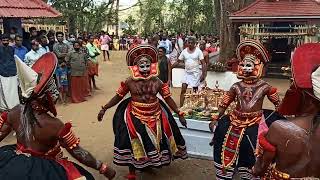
[270,38,291,64]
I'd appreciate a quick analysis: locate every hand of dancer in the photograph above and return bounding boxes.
[100,163,116,180]
[104,167,116,180]
[209,114,219,132]
[209,121,217,133]
[178,112,187,128]
[98,106,106,121]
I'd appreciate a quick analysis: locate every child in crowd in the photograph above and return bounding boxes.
[56,62,69,105]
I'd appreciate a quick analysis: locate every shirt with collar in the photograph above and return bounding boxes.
[13,45,28,61]
[38,45,50,56]
[24,49,43,67]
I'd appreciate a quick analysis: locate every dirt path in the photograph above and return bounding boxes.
[1,51,290,180]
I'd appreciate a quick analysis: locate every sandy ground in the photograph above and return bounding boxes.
[0,51,290,180]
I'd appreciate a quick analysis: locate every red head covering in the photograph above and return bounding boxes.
[278,43,320,115]
[291,43,320,89]
[32,52,58,95]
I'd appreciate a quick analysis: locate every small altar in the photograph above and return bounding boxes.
[174,86,236,160]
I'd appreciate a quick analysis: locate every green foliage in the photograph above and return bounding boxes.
[137,0,217,35]
[122,15,138,35]
[46,0,115,34]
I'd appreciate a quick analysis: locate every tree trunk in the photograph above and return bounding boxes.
[218,0,256,63]
[115,0,120,36]
[68,15,77,35]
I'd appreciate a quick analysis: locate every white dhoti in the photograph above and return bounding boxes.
[0,75,20,111]
[181,71,201,88]
[101,44,109,51]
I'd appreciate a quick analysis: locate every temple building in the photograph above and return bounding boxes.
[0,0,60,34]
[230,0,320,78]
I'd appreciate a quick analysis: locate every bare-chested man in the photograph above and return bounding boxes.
[97,45,187,180]
[210,40,282,180]
[0,53,116,180]
[253,43,320,179]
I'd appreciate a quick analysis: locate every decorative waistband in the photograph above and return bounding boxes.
[230,111,262,128]
[232,109,263,118]
[130,100,161,122]
[131,99,159,108]
[16,142,63,160]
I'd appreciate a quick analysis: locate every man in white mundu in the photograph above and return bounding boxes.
[0,34,20,111]
[178,36,206,107]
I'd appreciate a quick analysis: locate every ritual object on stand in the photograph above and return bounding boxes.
[175,81,236,121]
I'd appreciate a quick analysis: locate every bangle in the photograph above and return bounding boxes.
[178,111,185,116]
[99,163,108,174]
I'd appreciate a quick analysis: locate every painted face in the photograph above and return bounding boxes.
[137,57,151,77]
[237,55,264,80]
[240,59,254,75]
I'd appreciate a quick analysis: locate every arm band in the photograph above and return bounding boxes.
[59,122,80,150]
[219,92,235,108]
[116,81,129,97]
[257,133,276,157]
[160,83,172,99]
[267,87,281,107]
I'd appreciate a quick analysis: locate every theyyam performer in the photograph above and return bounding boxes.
[0,53,116,180]
[253,43,320,179]
[210,40,283,179]
[97,45,187,180]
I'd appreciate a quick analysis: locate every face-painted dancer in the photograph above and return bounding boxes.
[98,45,187,180]
[0,53,116,180]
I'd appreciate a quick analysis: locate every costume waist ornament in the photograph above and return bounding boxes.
[222,110,262,169]
[131,100,161,123]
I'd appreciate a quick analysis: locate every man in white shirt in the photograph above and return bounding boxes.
[38,35,50,56]
[25,40,42,67]
[158,34,172,54]
[178,36,206,107]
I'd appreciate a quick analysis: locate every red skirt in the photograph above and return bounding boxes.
[87,61,99,76]
[70,76,87,103]
[83,70,91,96]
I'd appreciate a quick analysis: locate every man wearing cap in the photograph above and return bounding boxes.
[210,40,282,179]
[253,43,320,179]
[0,34,20,111]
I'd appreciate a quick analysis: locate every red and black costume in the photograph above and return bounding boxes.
[212,40,283,179]
[112,45,187,169]
[0,53,95,180]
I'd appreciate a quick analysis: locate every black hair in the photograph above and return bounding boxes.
[1,33,10,40]
[73,41,81,46]
[29,27,36,32]
[15,34,23,40]
[56,31,64,37]
[158,46,166,54]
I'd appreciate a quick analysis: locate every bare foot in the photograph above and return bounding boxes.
[94,86,101,90]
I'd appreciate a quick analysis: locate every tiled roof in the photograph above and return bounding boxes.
[0,0,61,18]
[230,0,320,19]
